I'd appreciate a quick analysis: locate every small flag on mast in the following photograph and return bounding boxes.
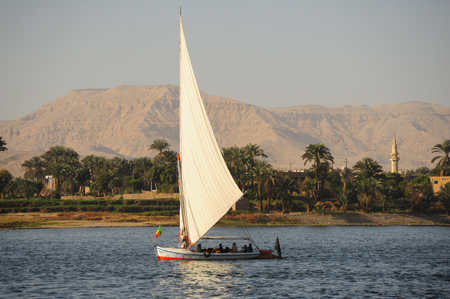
[155,225,163,238]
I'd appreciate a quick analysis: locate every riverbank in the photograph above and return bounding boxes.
[1,212,449,229]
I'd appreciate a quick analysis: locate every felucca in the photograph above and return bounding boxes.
[154,14,267,260]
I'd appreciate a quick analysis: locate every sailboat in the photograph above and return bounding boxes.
[154,14,261,260]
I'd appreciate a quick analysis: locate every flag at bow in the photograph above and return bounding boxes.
[155,224,163,238]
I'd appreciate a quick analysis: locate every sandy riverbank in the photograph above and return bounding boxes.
[1,212,449,230]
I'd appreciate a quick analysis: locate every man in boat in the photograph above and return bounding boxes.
[243,245,248,252]
[232,242,238,253]
[248,244,253,252]
[218,244,224,253]
[195,244,202,253]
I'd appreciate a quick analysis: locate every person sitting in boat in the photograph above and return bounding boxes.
[195,244,202,253]
[218,244,224,253]
[242,245,248,252]
[232,242,238,253]
[224,246,231,253]
[248,244,253,252]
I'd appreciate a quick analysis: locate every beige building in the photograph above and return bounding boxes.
[429,176,450,194]
[390,136,400,173]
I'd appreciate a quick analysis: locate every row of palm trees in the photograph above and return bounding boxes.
[14,140,179,197]
[1,137,449,213]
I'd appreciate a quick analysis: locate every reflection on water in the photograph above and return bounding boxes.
[1,226,450,298]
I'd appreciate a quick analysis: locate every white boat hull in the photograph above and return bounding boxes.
[155,246,261,260]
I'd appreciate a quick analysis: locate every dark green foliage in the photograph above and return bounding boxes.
[413,176,431,185]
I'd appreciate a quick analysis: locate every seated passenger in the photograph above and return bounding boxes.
[195,244,202,253]
[248,244,253,252]
[243,245,248,252]
[232,242,238,253]
[218,244,224,253]
[225,246,231,253]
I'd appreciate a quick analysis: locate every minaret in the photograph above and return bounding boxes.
[390,135,400,173]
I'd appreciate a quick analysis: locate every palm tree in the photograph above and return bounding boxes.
[335,167,356,193]
[250,160,272,211]
[277,177,300,213]
[41,145,78,166]
[353,157,383,181]
[76,167,91,196]
[133,157,153,178]
[356,179,379,212]
[414,167,430,176]
[438,183,450,215]
[244,143,268,162]
[22,156,45,181]
[0,136,7,151]
[377,184,395,213]
[431,139,450,169]
[301,143,334,181]
[81,155,96,182]
[20,179,43,200]
[0,168,13,199]
[264,168,279,213]
[223,146,251,192]
[149,139,171,158]
[336,187,353,212]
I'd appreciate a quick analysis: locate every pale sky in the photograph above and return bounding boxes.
[1,0,449,120]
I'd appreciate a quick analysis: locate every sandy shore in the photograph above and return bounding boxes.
[1,212,449,229]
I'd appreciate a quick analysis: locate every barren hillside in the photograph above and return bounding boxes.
[1,85,448,177]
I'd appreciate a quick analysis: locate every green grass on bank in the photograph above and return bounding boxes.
[0,198,179,215]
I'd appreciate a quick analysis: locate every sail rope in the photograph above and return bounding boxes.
[241,226,260,250]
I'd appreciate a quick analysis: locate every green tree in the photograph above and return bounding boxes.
[149,139,171,160]
[223,146,251,192]
[335,167,356,193]
[91,173,112,196]
[414,167,430,176]
[336,187,353,212]
[21,156,45,181]
[377,184,395,213]
[109,177,123,195]
[19,179,43,200]
[244,143,268,161]
[301,143,334,180]
[356,179,379,212]
[277,177,300,213]
[0,168,13,199]
[353,157,383,181]
[250,160,272,211]
[133,157,153,178]
[0,136,7,151]
[5,178,19,198]
[264,168,279,213]
[431,139,450,169]
[76,167,91,196]
[438,183,450,215]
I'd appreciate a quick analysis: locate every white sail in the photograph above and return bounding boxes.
[179,16,243,246]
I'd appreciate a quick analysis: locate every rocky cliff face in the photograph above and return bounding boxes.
[1,85,449,177]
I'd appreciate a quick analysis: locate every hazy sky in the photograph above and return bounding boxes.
[1,0,449,120]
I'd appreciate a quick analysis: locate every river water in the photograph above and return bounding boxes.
[1,226,449,298]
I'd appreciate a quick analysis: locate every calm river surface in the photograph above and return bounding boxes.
[1,226,449,298]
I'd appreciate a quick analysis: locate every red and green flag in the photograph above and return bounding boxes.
[155,225,163,238]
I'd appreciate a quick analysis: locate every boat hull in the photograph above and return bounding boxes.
[155,246,261,260]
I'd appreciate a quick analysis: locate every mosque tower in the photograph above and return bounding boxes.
[390,135,400,173]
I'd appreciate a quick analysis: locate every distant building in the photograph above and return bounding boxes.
[44,175,55,192]
[232,197,250,211]
[278,171,307,184]
[390,135,400,173]
[429,176,450,194]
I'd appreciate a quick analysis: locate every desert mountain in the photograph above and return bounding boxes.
[1,85,449,177]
